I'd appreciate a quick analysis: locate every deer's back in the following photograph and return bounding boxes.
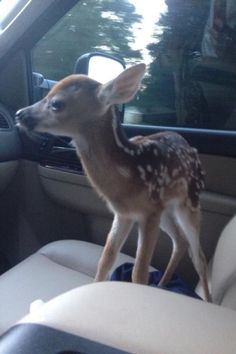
[130,131,205,208]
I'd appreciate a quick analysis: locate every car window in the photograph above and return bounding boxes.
[31,0,236,132]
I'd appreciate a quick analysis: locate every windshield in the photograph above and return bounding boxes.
[0,0,31,33]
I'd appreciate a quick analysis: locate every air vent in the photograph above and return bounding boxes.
[0,112,10,129]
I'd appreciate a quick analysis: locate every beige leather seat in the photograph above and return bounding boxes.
[20,282,236,354]
[196,215,236,310]
[1,214,236,337]
[0,240,135,335]
[210,215,236,309]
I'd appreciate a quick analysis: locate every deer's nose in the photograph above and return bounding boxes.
[15,108,37,130]
[15,108,25,120]
[15,108,29,122]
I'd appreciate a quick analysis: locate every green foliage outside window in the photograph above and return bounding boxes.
[32,0,236,131]
[32,0,142,81]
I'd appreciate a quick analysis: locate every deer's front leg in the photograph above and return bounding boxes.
[132,213,161,284]
[95,214,133,282]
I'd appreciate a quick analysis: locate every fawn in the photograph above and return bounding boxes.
[16,63,211,301]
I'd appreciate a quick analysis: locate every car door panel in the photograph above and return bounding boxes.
[0,103,21,193]
[0,161,19,194]
[37,154,236,216]
[38,164,109,217]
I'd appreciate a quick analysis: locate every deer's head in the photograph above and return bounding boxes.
[15,64,146,137]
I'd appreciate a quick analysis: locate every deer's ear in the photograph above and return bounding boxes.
[97,63,146,106]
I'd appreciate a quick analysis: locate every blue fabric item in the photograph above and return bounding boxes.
[110,262,202,300]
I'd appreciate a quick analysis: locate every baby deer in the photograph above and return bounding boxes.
[16,63,211,301]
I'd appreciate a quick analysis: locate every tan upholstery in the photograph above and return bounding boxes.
[0,240,135,335]
[211,215,236,308]
[196,215,236,309]
[20,282,236,354]
[2,214,236,351]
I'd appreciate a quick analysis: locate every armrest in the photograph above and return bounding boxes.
[20,282,236,354]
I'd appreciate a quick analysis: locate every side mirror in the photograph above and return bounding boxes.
[74,52,125,120]
[74,52,125,82]
[88,55,125,84]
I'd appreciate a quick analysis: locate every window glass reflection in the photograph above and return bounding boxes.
[32,0,236,131]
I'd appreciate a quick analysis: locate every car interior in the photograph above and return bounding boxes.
[0,0,236,352]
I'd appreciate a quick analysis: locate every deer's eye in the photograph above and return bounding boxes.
[51,99,65,112]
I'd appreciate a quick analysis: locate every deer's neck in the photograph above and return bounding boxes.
[73,107,132,162]
[72,107,134,194]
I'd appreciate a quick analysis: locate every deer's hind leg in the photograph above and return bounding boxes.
[175,203,211,302]
[159,209,188,287]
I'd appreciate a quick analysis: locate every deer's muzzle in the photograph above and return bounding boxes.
[15,108,38,131]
